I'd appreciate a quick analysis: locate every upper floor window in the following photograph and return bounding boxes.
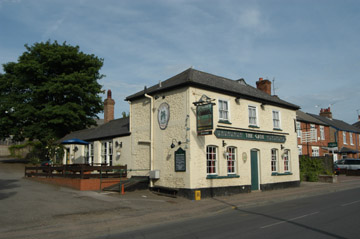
[320,126,325,140]
[272,110,281,129]
[206,146,217,175]
[227,147,236,174]
[248,106,258,127]
[310,124,317,142]
[296,121,302,138]
[350,133,354,145]
[218,100,229,121]
[343,131,347,144]
[271,148,278,172]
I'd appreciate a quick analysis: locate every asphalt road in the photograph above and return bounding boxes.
[105,187,360,239]
[1,158,360,239]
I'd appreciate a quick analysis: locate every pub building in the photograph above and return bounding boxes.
[124,68,301,199]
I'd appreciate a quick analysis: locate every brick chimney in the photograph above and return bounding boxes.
[104,89,115,123]
[256,77,271,95]
[320,107,332,119]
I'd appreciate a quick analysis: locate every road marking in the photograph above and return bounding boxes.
[261,212,319,229]
[341,200,360,207]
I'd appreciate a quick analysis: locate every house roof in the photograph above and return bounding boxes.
[296,110,328,126]
[353,121,360,129]
[308,113,360,133]
[125,68,300,110]
[59,117,130,143]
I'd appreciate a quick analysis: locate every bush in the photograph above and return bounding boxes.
[299,155,327,182]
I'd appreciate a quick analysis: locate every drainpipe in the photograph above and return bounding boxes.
[144,94,154,187]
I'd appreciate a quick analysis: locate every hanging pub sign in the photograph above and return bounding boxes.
[197,103,213,133]
[175,147,186,172]
[193,94,215,135]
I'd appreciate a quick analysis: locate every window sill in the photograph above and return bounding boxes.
[272,172,292,176]
[218,120,232,125]
[207,174,240,179]
[249,125,259,128]
[273,128,282,131]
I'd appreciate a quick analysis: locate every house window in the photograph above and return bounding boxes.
[312,146,319,157]
[227,147,236,174]
[284,150,290,172]
[206,146,217,175]
[320,126,325,140]
[248,106,258,127]
[271,148,278,172]
[272,110,281,129]
[350,133,353,145]
[310,124,317,142]
[296,121,302,138]
[298,145,302,156]
[85,143,94,165]
[101,141,113,166]
[218,100,229,121]
[343,131,347,144]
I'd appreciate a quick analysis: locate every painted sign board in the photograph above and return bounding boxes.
[196,103,213,133]
[175,147,186,172]
[214,129,286,143]
[328,142,338,148]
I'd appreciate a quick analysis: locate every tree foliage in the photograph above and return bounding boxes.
[0,40,104,142]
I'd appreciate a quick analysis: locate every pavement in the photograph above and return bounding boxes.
[1,157,360,239]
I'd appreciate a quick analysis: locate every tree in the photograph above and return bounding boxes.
[0,40,104,143]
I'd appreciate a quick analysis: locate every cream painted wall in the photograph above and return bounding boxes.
[129,86,299,190]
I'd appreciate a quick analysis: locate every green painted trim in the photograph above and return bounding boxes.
[207,174,240,179]
[273,128,283,131]
[272,172,293,176]
[249,125,260,128]
[218,120,232,124]
[214,129,286,143]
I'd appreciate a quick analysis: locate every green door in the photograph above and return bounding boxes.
[251,150,259,190]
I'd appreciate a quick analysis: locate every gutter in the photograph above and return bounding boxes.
[144,94,154,187]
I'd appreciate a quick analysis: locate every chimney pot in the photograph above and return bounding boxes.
[256,77,271,95]
[320,107,332,119]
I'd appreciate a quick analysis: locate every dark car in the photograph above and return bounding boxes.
[41,160,52,166]
[334,159,360,175]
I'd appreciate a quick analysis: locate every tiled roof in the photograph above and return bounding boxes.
[353,121,360,129]
[126,68,300,110]
[308,113,360,133]
[59,117,130,143]
[296,110,328,125]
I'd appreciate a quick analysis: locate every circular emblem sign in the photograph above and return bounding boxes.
[158,103,170,130]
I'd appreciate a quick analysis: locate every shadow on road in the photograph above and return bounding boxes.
[0,179,19,200]
[212,198,346,239]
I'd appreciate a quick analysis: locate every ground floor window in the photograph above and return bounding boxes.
[283,150,290,172]
[84,143,94,165]
[101,141,113,166]
[227,147,236,174]
[206,146,217,175]
[312,146,319,157]
[271,148,278,172]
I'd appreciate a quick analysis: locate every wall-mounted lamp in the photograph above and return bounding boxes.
[261,103,266,110]
[115,141,122,148]
[222,140,227,147]
[171,139,181,148]
[281,144,285,150]
[235,97,241,104]
[73,146,78,152]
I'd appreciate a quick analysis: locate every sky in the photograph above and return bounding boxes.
[1,0,359,124]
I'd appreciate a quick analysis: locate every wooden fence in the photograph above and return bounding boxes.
[25,164,127,179]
